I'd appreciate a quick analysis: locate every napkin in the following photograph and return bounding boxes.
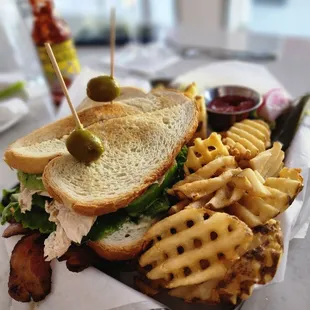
[100,43,181,77]
[0,226,165,310]
[0,98,29,133]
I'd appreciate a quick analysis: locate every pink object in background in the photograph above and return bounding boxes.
[258,88,291,122]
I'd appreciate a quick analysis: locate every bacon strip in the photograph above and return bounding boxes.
[9,232,52,302]
[2,223,30,238]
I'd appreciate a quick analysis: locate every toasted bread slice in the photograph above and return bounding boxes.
[43,93,198,216]
[79,88,191,113]
[88,217,155,261]
[77,86,148,111]
[4,103,140,174]
[4,89,193,175]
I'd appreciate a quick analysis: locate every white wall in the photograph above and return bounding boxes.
[250,0,310,37]
[177,0,225,31]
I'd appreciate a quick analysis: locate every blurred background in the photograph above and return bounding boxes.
[1,0,310,112]
[17,0,310,43]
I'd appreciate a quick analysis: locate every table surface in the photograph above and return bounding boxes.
[1,33,310,310]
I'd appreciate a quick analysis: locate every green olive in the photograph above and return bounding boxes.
[86,75,120,102]
[66,128,104,163]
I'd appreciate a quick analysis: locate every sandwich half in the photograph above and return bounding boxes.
[1,89,198,261]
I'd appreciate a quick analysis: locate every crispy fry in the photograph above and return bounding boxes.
[184,82,197,99]
[249,142,284,178]
[174,168,242,201]
[168,219,283,305]
[173,156,237,188]
[223,119,271,160]
[140,209,253,288]
[169,196,213,215]
[265,171,303,198]
[9,232,52,302]
[207,186,245,210]
[169,279,221,303]
[279,167,303,182]
[236,169,270,197]
[185,133,229,174]
[190,95,208,141]
[135,277,161,296]
[217,219,283,302]
[168,199,191,215]
[227,168,303,227]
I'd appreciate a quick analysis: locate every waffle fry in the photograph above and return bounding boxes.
[169,279,221,304]
[168,199,191,215]
[266,167,304,197]
[227,168,303,227]
[185,133,229,174]
[191,95,207,141]
[236,169,270,197]
[169,196,213,215]
[168,219,283,305]
[249,142,284,178]
[170,156,239,200]
[183,83,208,142]
[279,167,303,182]
[174,168,242,201]
[207,186,245,210]
[184,82,197,99]
[223,119,271,160]
[172,156,237,188]
[135,277,160,296]
[217,219,283,303]
[139,209,253,288]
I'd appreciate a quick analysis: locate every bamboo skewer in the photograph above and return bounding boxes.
[44,43,83,129]
[110,7,116,78]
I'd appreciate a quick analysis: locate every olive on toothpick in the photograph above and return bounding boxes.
[45,43,104,163]
[87,75,120,102]
[86,7,119,103]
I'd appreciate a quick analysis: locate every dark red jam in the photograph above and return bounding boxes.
[208,95,256,113]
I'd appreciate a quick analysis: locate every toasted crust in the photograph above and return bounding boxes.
[77,86,147,111]
[88,239,145,261]
[44,144,187,216]
[43,94,198,216]
[4,104,141,174]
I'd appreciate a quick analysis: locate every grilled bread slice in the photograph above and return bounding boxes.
[4,89,193,174]
[77,86,148,111]
[88,217,156,261]
[43,93,198,216]
[4,103,140,174]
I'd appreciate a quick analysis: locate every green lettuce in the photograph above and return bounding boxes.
[1,193,55,234]
[1,187,19,206]
[144,195,170,218]
[17,171,45,190]
[126,163,177,218]
[175,145,188,181]
[87,209,129,241]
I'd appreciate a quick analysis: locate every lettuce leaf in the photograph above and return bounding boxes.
[1,194,55,234]
[87,209,129,241]
[0,203,4,216]
[17,171,45,190]
[126,147,188,218]
[175,145,188,182]
[1,187,19,207]
[144,195,170,218]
